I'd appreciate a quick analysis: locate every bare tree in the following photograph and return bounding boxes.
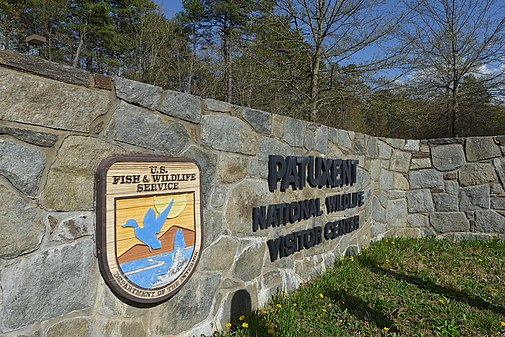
[276,0,403,122]
[401,0,505,136]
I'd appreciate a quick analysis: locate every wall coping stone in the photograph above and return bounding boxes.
[0,50,112,90]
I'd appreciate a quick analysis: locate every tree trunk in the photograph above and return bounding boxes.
[309,48,321,122]
[225,33,233,103]
[73,31,84,68]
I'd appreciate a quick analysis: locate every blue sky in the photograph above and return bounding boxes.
[154,0,184,18]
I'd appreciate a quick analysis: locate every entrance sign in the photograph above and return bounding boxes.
[96,156,202,306]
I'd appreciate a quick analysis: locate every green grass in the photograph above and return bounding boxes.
[212,238,505,337]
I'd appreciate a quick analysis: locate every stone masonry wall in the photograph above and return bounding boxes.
[0,51,503,337]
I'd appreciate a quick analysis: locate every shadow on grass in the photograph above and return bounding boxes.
[327,291,396,332]
[358,256,505,316]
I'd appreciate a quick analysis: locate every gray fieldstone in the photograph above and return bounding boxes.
[98,280,147,318]
[496,135,505,146]
[352,138,365,155]
[428,138,464,145]
[474,210,505,234]
[304,128,315,151]
[367,136,379,157]
[406,189,435,213]
[493,158,505,188]
[0,50,90,87]
[46,318,91,337]
[459,185,490,211]
[491,183,504,195]
[371,223,387,239]
[410,157,432,170]
[432,193,459,212]
[491,197,505,209]
[466,137,502,161]
[314,125,328,153]
[46,211,94,242]
[409,169,444,189]
[152,273,221,336]
[0,182,43,258]
[211,186,227,209]
[202,208,226,248]
[390,150,411,173]
[182,146,217,197]
[98,318,148,337]
[202,115,259,155]
[258,137,292,162]
[0,138,45,196]
[0,125,58,147]
[43,136,123,211]
[404,139,420,151]
[114,76,162,110]
[459,163,498,187]
[384,138,405,149]
[431,144,465,171]
[216,153,249,183]
[103,320,146,337]
[0,67,109,132]
[283,117,305,147]
[200,236,239,271]
[106,101,189,155]
[445,180,459,195]
[329,128,352,149]
[386,198,408,228]
[394,172,409,190]
[233,243,266,282]
[159,90,201,123]
[385,228,421,238]
[377,140,392,159]
[407,214,429,228]
[204,98,233,112]
[225,179,272,237]
[243,108,271,134]
[372,197,386,223]
[430,212,470,233]
[1,240,97,330]
[262,270,283,289]
[380,169,395,190]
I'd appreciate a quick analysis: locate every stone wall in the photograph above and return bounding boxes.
[0,51,503,337]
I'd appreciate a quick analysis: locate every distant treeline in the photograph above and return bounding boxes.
[2,0,504,138]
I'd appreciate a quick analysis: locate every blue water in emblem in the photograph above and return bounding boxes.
[120,247,194,289]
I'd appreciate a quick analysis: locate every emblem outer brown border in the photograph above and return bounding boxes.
[95,155,203,307]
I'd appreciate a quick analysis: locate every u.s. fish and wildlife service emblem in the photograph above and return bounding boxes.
[96,156,202,306]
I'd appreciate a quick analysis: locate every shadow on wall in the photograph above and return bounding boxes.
[230,289,252,324]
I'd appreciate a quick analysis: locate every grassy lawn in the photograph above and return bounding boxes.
[215,238,505,337]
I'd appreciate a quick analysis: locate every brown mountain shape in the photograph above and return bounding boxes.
[118,226,195,264]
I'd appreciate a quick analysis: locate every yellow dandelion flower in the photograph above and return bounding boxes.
[386,259,390,263]
[225,322,232,328]
[421,256,426,259]
[501,321,505,327]
[276,303,282,308]
[385,239,389,243]
[260,309,267,315]
[349,256,355,262]
[340,257,345,261]
[391,241,395,245]
[267,328,275,334]
[242,322,249,328]
[383,327,390,331]
[322,308,327,312]
[239,315,245,321]
[319,293,324,299]
[439,300,444,304]
[268,323,276,329]
[293,303,298,307]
